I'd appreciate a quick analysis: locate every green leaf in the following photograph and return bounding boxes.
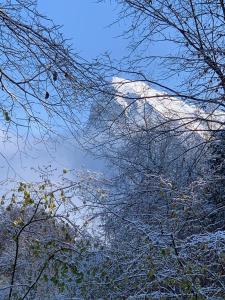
[76,277,82,284]
[51,276,59,285]
[147,269,155,279]
[71,265,78,275]
[43,274,48,282]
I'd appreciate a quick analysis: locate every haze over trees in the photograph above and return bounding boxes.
[0,0,224,299]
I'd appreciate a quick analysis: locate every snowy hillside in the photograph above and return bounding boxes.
[112,77,225,139]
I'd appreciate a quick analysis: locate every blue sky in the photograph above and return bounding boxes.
[1,1,128,182]
[1,1,175,181]
[37,1,172,84]
[38,0,128,59]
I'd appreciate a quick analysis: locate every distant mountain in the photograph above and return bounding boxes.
[111,77,225,139]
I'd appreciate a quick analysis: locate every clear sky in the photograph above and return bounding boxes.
[37,1,171,83]
[1,1,129,182]
[1,1,174,181]
[37,0,129,60]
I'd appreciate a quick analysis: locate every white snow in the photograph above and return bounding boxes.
[112,77,225,138]
[187,230,225,245]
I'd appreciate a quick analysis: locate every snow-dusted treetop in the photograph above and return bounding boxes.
[112,77,225,139]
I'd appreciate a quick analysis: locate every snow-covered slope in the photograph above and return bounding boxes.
[112,77,225,138]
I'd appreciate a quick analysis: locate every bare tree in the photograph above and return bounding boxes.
[91,0,225,140]
[0,0,101,157]
[76,1,225,298]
